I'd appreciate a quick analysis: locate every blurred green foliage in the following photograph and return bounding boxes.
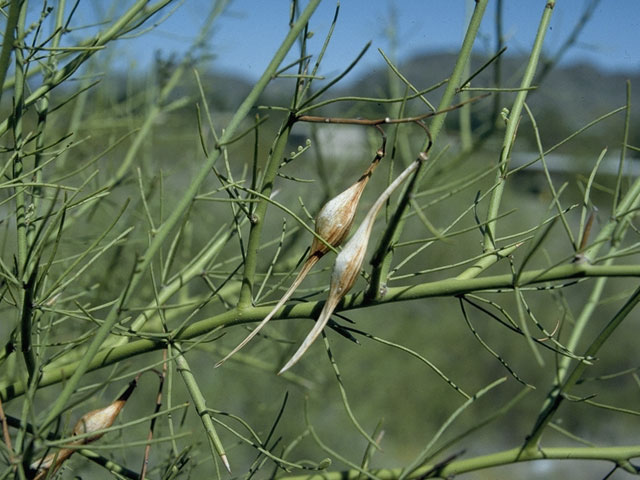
[1,1,640,479]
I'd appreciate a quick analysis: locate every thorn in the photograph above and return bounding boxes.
[221,453,231,473]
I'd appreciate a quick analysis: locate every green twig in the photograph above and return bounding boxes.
[173,344,230,472]
[0,0,22,106]
[7,262,640,402]
[367,0,489,301]
[483,1,557,251]
[281,444,640,480]
[38,0,322,431]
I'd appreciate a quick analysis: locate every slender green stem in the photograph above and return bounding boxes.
[458,2,474,151]
[6,262,640,402]
[483,1,556,251]
[174,344,229,472]
[12,0,27,278]
[295,82,447,115]
[613,81,631,212]
[26,0,65,249]
[11,0,35,382]
[280,444,640,480]
[492,0,504,125]
[324,336,381,449]
[19,270,36,380]
[455,243,521,280]
[523,102,575,250]
[536,0,601,84]
[237,119,295,309]
[0,0,22,106]
[39,0,322,431]
[367,0,489,301]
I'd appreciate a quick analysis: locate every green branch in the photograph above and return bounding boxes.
[367,0,489,301]
[4,262,640,402]
[0,0,22,106]
[280,444,640,480]
[524,285,640,448]
[237,120,295,309]
[483,1,556,250]
[39,0,322,431]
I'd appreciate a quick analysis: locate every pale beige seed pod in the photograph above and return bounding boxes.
[71,397,128,442]
[215,144,385,367]
[30,402,126,480]
[278,151,428,374]
[30,379,137,480]
[30,449,74,480]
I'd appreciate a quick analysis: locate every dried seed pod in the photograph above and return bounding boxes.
[278,151,429,374]
[30,449,74,480]
[71,396,127,442]
[215,141,386,367]
[29,378,137,480]
[30,401,126,480]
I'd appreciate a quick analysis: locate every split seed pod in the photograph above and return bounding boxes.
[215,140,386,367]
[30,448,74,480]
[70,395,128,442]
[30,379,137,480]
[278,150,429,374]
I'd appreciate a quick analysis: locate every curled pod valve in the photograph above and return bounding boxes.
[216,129,386,367]
[279,124,432,373]
[30,378,137,480]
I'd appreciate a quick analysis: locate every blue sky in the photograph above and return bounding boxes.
[80,1,639,79]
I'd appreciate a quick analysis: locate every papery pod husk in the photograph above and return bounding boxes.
[279,155,425,374]
[29,378,136,479]
[216,146,384,367]
[71,398,127,442]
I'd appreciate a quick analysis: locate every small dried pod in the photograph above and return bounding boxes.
[215,142,386,367]
[310,162,378,253]
[278,151,428,374]
[29,378,137,480]
[73,377,136,443]
[71,397,127,443]
[30,449,74,480]
[29,402,125,479]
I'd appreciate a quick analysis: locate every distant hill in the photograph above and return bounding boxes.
[341,51,638,117]
[90,51,638,151]
[327,51,640,148]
